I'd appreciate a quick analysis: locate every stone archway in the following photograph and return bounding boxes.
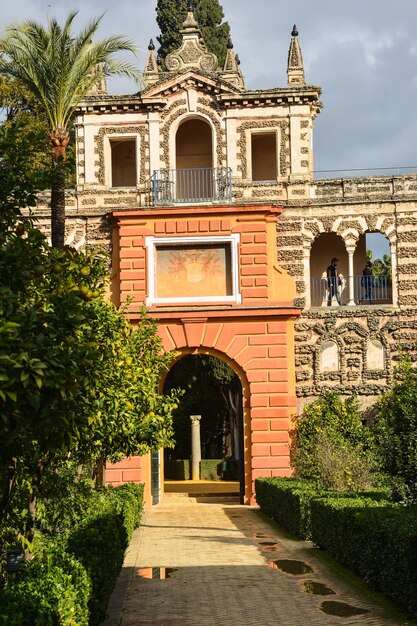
[162,350,247,502]
[154,308,297,505]
[310,232,348,306]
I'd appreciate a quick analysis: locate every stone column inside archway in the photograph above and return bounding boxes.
[190,414,202,480]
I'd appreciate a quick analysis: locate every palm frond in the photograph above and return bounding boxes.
[0,12,140,131]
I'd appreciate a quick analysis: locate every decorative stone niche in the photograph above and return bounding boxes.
[321,340,339,372]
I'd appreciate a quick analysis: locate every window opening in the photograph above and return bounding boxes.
[111,139,137,187]
[251,133,277,182]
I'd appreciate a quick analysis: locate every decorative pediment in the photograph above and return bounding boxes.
[142,69,241,100]
[165,7,219,74]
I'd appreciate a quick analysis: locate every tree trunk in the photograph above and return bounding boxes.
[50,127,69,249]
[0,457,17,529]
[0,457,17,579]
[25,460,46,559]
[220,386,240,460]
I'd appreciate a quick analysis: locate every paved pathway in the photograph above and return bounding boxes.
[103,497,416,626]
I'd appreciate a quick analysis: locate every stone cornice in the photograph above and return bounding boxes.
[76,80,322,115]
[218,85,322,108]
[107,203,283,223]
[131,305,301,321]
[76,94,167,115]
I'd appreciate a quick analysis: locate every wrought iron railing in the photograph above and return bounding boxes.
[151,167,233,205]
[310,274,392,307]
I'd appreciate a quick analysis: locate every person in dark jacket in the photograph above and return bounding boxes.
[326,257,341,306]
[361,260,373,303]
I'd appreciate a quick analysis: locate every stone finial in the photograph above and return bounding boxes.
[222,39,244,88]
[143,38,160,87]
[182,3,199,30]
[287,24,305,85]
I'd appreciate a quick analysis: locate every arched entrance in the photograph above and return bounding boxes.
[175,117,213,201]
[163,353,245,502]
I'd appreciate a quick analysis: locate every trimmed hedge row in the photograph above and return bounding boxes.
[0,482,144,626]
[311,497,417,619]
[255,478,417,619]
[0,550,91,626]
[255,477,389,539]
[164,459,225,480]
[255,477,329,538]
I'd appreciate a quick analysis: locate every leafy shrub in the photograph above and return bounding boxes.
[374,358,417,504]
[292,392,377,490]
[313,433,375,491]
[311,497,417,618]
[0,549,90,626]
[67,512,123,625]
[0,483,143,626]
[105,482,144,549]
[36,462,100,539]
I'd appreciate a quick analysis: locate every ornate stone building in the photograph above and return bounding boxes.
[34,8,417,502]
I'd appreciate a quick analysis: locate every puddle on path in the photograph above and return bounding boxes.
[136,567,178,580]
[268,559,313,575]
[262,546,281,553]
[321,600,370,617]
[253,532,271,538]
[257,541,278,546]
[302,580,335,596]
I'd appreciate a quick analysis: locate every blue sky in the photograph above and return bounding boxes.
[366,233,390,261]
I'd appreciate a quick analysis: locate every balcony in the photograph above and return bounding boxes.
[151,167,233,205]
[310,274,392,307]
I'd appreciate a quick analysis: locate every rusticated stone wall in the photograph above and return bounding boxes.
[275,174,417,410]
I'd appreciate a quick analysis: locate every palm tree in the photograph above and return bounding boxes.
[0,12,142,248]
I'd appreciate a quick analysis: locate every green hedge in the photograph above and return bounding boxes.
[165,459,224,480]
[255,477,328,538]
[311,497,417,618]
[201,459,222,480]
[0,550,90,626]
[164,459,190,480]
[0,482,144,626]
[255,477,389,540]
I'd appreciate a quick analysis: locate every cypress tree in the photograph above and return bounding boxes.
[156,0,231,68]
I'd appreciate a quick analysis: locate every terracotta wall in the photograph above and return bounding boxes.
[106,204,299,504]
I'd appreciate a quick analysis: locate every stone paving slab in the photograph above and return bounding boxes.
[102,500,416,626]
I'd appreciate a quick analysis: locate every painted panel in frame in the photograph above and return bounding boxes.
[155,243,233,299]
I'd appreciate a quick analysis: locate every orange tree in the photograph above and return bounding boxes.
[0,132,177,552]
